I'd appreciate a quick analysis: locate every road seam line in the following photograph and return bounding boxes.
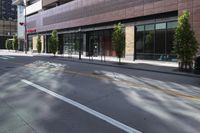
[21,79,142,133]
[1,99,37,133]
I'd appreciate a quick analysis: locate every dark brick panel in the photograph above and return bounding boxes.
[43,0,155,26]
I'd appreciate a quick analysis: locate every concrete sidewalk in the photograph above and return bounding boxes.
[59,57,200,78]
[0,50,33,57]
[32,53,200,78]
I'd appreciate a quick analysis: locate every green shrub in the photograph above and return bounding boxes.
[12,35,18,51]
[5,39,13,50]
[37,35,42,53]
[173,10,199,70]
[49,30,59,56]
[112,23,125,63]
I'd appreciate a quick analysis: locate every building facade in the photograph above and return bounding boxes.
[15,0,200,61]
[12,0,42,50]
[0,0,17,49]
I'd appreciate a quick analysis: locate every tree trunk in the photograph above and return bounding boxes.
[119,58,121,64]
[179,61,193,71]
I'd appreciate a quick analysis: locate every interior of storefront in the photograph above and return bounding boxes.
[135,21,177,61]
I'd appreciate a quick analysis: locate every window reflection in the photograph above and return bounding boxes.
[136,26,144,55]
[63,33,83,55]
[155,23,166,60]
[136,21,177,61]
[144,24,155,59]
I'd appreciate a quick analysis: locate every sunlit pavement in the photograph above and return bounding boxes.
[0,52,200,133]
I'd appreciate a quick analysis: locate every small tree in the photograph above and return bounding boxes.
[112,23,125,63]
[145,32,153,51]
[49,30,59,56]
[74,39,80,54]
[173,10,199,70]
[5,39,13,50]
[37,35,42,53]
[12,35,18,52]
[5,39,9,50]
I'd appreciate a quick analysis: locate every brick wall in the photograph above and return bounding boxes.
[178,0,200,54]
[27,0,200,53]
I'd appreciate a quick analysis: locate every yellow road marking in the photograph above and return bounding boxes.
[1,59,200,102]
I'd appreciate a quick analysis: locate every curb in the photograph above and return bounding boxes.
[46,56,200,78]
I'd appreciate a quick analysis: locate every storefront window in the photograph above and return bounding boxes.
[144,24,155,59]
[136,26,144,59]
[136,21,177,61]
[28,36,33,51]
[167,21,177,61]
[86,30,114,57]
[63,33,83,55]
[155,23,166,60]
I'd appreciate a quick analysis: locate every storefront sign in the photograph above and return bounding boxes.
[27,29,36,33]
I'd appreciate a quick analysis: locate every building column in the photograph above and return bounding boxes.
[125,25,135,61]
[40,35,44,53]
[32,36,37,52]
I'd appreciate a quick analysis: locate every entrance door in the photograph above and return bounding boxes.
[87,32,99,57]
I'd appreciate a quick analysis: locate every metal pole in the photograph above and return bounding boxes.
[24,1,27,54]
[79,28,81,60]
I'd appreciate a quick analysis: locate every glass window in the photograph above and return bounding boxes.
[156,23,166,30]
[136,26,144,58]
[144,26,155,59]
[166,21,177,61]
[137,25,144,31]
[167,21,177,29]
[155,23,167,60]
[135,21,177,61]
[145,24,154,31]
[166,28,175,54]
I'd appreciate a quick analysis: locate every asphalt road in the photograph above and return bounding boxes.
[0,54,200,133]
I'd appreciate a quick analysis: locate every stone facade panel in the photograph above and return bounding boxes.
[125,25,135,60]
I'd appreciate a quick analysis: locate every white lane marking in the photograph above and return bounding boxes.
[0,56,8,60]
[3,55,14,59]
[21,79,142,133]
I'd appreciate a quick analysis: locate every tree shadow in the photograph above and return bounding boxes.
[0,55,199,133]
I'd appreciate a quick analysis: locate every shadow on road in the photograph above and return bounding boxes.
[0,55,199,133]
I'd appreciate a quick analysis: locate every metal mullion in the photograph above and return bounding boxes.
[165,23,168,56]
[153,24,156,60]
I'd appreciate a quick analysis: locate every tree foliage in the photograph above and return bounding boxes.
[37,35,42,53]
[173,10,199,70]
[112,23,125,63]
[145,32,153,51]
[49,30,59,56]
[12,35,18,51]
[5,39,13,50]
